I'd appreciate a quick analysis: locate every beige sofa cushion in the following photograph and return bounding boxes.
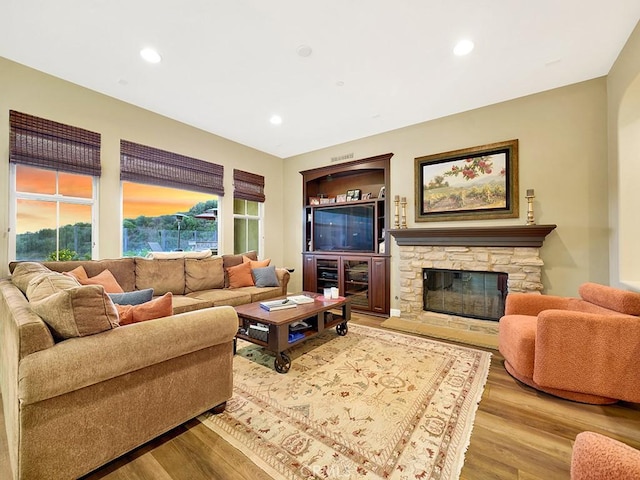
[30,285,119,339]
[185,257,225,293]
[26,272,81,303]
[10,262,51,294]
[135,258,185,295]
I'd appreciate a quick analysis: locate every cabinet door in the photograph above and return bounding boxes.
[302,255,316,292]
[370,257,388,313]
[342,258,371,310]
[315,257,340,295]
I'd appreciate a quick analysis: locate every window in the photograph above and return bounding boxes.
[9,111,100,261]
[233,169,264,255]
[233,198,261,254]
[120,141,224,255]
[122,182,219,256]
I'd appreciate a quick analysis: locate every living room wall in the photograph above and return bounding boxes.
[607,20,640,291]
[0,57,285,278]
[283,78,609,300]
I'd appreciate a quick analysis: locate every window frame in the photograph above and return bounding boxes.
[9,163,99,261]
[233,198,263,256]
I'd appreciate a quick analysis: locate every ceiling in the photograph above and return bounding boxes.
[1,1,639,159]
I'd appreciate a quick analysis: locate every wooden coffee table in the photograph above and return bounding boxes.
[234,292,351,373]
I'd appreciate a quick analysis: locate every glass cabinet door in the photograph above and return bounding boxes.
[343,259,370,309]
[316,258,339,294]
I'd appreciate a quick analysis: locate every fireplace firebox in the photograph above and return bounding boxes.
[423,268,508,321]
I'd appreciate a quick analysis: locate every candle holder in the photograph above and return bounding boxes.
[525,189,536,225]
[400,197,407,229]
[394,195,400,229]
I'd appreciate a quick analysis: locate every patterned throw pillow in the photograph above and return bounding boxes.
[252,265,280,287]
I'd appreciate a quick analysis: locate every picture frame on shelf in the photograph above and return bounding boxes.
[336,194,347,203]
[346,189,361,201]
[415,139,519,222]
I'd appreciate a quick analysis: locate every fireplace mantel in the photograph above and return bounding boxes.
[389,224,556,248]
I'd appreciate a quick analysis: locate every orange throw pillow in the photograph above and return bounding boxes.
[76,269,124,294]
[227,261,255,288]
[117,292,173,325]
[63,265,89,281]
[242,256,271,269]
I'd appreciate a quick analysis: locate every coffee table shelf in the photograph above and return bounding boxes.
[234,292,351,373]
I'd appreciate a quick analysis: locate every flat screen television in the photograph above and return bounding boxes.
[313,204,375,252]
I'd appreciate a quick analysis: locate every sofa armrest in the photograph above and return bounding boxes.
[275,268,290,294]
[504,293,571,316]
[534,309,640,403]
[571,431,640,480]
[18,306,238,405]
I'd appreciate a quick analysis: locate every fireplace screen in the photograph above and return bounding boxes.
[423,268,508,321]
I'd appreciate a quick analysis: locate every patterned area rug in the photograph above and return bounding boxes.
[199,323,491,480]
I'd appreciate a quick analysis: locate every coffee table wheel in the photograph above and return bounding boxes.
[336,322,348,336]
[274,352,291,374]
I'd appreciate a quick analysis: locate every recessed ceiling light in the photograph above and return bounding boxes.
[270,115,282,125]
[140,47,162,64]
[453,39,474,56]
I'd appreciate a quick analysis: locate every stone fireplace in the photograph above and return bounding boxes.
[387,225,556,347]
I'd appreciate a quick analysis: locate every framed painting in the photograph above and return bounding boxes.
[415,139,519,222]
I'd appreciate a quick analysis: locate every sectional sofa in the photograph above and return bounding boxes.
[0,251,290,479]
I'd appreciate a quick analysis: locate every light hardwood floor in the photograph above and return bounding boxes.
[1,314,639,479]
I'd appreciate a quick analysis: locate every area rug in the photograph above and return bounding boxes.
[199,323,491,480]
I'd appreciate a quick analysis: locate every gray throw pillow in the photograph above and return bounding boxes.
[252,266,280,288]
[108,288,154,305]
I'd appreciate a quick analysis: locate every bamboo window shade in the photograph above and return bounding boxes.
[120,140,224,196]
[233,169,265,202]
[9,110,101,176]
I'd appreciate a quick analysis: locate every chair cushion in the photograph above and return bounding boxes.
[135,258,185,295]
[185,256,225,293]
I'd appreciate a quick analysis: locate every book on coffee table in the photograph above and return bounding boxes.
[260,299,297,311]
[287,294,315,304]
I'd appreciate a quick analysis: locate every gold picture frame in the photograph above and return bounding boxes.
[415,139,519,222]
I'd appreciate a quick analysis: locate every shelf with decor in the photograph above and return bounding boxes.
[300,153,392,316]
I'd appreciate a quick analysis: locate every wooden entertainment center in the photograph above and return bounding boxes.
[300,153,392,316]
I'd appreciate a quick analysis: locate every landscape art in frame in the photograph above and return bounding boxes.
[415,139,519,222]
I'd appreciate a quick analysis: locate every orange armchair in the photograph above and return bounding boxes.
[499,283,640,404]
[571,431,640,479]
